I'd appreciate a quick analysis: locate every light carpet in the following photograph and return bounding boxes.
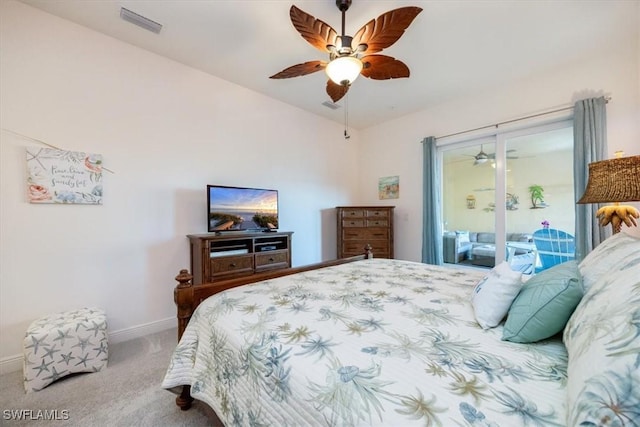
[0,328,218,426]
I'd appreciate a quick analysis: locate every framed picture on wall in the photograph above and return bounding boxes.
[378,176,399,199]
[26,148,103,204]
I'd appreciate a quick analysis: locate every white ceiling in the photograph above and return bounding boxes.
[18,0,635,129]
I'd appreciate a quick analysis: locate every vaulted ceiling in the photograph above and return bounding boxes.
[18,0,636,129]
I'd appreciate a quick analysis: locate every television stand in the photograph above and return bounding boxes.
[214,230,248,235]
[187,231,293,286]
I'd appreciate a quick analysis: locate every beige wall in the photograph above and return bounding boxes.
[0,1,361,369]
[359,1,640,262]
[444,149,575,235]
[1,0,639,372]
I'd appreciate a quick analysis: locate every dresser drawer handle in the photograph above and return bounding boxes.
[269,257,274,262]
[229,263,236,268]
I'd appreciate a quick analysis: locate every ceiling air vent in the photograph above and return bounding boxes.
[120,7,163,34]
[321,101,341,110]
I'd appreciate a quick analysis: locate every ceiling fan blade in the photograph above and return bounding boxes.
[270,60,327,79]
[361,55,409,80]
[289,5,338,53]
[326,80,349,102]
[352,7,422,54]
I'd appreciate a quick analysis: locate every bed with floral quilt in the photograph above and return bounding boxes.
[162,232,640,426]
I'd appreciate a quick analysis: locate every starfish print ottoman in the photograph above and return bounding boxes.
[23,307,108,392]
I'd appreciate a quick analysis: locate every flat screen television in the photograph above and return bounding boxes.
[207,185,278,232]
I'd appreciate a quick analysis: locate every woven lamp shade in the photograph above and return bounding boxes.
[577,155,640,204]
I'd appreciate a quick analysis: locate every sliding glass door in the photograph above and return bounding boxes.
[440,121,574,271]
[442,139,496,266]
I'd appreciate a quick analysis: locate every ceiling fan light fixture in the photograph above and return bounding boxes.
[325,56,363,86]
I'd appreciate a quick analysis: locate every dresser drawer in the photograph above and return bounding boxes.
[366,219,388,227]
[342,219,365,227]
[341,209,365,218]
[255,250,289,270]
[365,209,389,218]
[343,228,389,240]
[342,241,390,256]
[210,254,254,276]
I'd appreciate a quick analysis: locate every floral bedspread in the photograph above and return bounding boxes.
[162,259,567,426]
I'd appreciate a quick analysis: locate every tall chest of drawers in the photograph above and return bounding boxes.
[336,206,394,259]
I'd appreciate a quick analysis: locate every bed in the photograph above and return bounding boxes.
[163,233,640,426]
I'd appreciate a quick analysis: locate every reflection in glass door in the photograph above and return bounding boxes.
[503,125,574,273]
[440,122,574,272]
[442,139,496,268]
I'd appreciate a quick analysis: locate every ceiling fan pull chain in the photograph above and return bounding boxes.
[344,92,350,140]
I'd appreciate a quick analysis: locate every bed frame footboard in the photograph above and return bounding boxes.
[171,246,372,411]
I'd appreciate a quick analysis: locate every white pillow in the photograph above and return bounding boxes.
[471,261,524,329]
[455,230,470,243]
[578,232,640,292]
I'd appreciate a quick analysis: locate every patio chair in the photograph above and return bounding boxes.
[532,228,575,272]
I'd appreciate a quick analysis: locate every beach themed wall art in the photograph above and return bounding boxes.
[379,176,399,200]
[26,148,103,204]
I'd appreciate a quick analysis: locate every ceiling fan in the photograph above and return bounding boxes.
[469,145,519,165]
[270,0,422,103]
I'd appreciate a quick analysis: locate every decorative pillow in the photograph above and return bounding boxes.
[564,259,640,426]
[502,261,582,343]
[455,230,470,243]
[578,232,640,292]
[471,261,523,329]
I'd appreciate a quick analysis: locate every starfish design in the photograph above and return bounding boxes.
[59,352,75,365]
[72,336,93,352]
[75,353,93,368]
[33,359,53,377]
[24,354,37,367]
[42,344,60,360]
[85,321,104,337]
[25,335,47,356]
[73,312,89,322]
[42,366,67,382]
[53,328,73,346]
[94,341,108,357]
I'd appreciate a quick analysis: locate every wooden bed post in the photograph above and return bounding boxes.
[174,269,194,341]
[364,244,373,259]
[173,269,195,410]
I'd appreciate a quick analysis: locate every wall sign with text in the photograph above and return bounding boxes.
[26,148,103,204]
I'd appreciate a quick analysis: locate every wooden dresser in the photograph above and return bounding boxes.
[188,231,293,285]
[336,206,394,259]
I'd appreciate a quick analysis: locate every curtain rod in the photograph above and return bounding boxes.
[435,96,611,140]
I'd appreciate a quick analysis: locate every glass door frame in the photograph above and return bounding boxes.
[438,119,573,267]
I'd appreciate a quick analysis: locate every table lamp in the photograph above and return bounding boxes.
[577,154,640,234]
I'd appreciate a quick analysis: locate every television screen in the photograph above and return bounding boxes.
[207,185,278,232]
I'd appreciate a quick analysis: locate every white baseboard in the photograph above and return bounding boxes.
[0,354,22,376]
[108,316,176,344]
[0,317,177,375]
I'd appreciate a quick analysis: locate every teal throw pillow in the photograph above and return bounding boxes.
[502,261,583,343]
